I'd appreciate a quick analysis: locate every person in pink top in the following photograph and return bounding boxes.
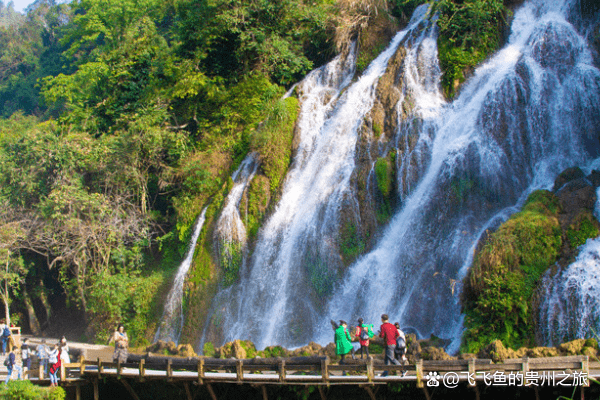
[355,318,370,359]
[379,314,400,376]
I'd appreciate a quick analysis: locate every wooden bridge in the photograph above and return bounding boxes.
[12,354,599,400]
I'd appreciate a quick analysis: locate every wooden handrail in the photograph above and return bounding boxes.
[22,354,596,388]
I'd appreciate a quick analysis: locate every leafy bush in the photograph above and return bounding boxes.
[0,380,65,400]
[462,190,562,353]
[435,0,508,98]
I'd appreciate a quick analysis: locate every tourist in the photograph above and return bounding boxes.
[37,339,49,377]
[21,338,31,378]
[334,320,355,365]
[59,336,70,364]
[0,320,10,356]
[379,314,400,377]
[4,347,22,383]
[48,343,60,387]
[109,324,129,363]
[355,318,372,359]
[394,322,407,376]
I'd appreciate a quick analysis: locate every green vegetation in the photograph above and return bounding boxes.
[0,380,65,400]
[339,221,365,264]
[203,342,216,357]
[567,212,599,249]
[434,0,508,98]
[462,190,563,353]
[374,151,396,223]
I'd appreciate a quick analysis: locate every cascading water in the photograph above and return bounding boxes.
[155,207,207,343]
[318,0,600,348]
[201,8,434,350]
[538,186,600,345]
[214,153,259,280]
[198,0,600,351]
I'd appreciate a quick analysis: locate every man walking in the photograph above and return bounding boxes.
[379,314,400,377]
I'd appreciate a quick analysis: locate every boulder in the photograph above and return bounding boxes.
[177,344,196,358]
[526,347,558,358]
[552,167,585,192]
[555,178,597,212]
[420,346,455,361]
[559,339,586,355]
[166,341,178,354]
[478,340,515,362]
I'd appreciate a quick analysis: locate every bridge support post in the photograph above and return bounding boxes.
[206,383,218,400]
[317,386,326,400]
[93,378,99,400]
[261,385,268,400]
[121,379,140,400]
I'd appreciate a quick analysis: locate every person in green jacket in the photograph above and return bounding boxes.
[334,320,355,363]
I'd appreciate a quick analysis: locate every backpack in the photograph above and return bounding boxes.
[2,327,10,338]
[3,357,9,367]
[360,327,369,341]
[396,330,406,348]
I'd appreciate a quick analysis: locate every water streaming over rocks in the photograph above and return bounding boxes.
[155,207,208,344]
[189,0,600,351]
[538,186,600,345]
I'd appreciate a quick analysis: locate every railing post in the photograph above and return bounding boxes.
[79,355,86,376]
[197,358,204,385]
[366,356,374,382]
[416,359,424,388]
[98,358,103,377]
[60,363,66,382]
[521,356,529,385]
[167,359,173,381]
[39,360,44,380]
[236,359,244,383]
[139,359,145,382]
[321,356,329,384]
[278,359,286,383]
[582,355,590,387]
[468,358,476,387]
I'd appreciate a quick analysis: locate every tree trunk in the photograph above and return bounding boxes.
[23,287,41,335]
[38,280,51,330]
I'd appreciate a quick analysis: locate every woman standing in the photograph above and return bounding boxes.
[48,343,60,387]
[355,318,372,359]
[59,336,70,364]
[334,320,355,364]
[109,324,129,363]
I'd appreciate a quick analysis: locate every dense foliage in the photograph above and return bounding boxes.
[434,0,508,97]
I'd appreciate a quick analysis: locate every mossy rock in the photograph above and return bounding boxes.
[553,167,585,192]
[558,339,586,355]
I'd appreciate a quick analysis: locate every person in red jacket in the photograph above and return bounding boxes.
[379,314,400,376]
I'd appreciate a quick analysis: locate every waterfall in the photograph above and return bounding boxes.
[200,0,600,351]
[319,0,600,349]
[322,0,600,348]
[155,207,207,344]
[538,186,600,345]
[214,153,259,283]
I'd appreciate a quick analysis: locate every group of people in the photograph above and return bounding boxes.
[334,314,408,377]
[3,336,69,386]
[1,323,128,386]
